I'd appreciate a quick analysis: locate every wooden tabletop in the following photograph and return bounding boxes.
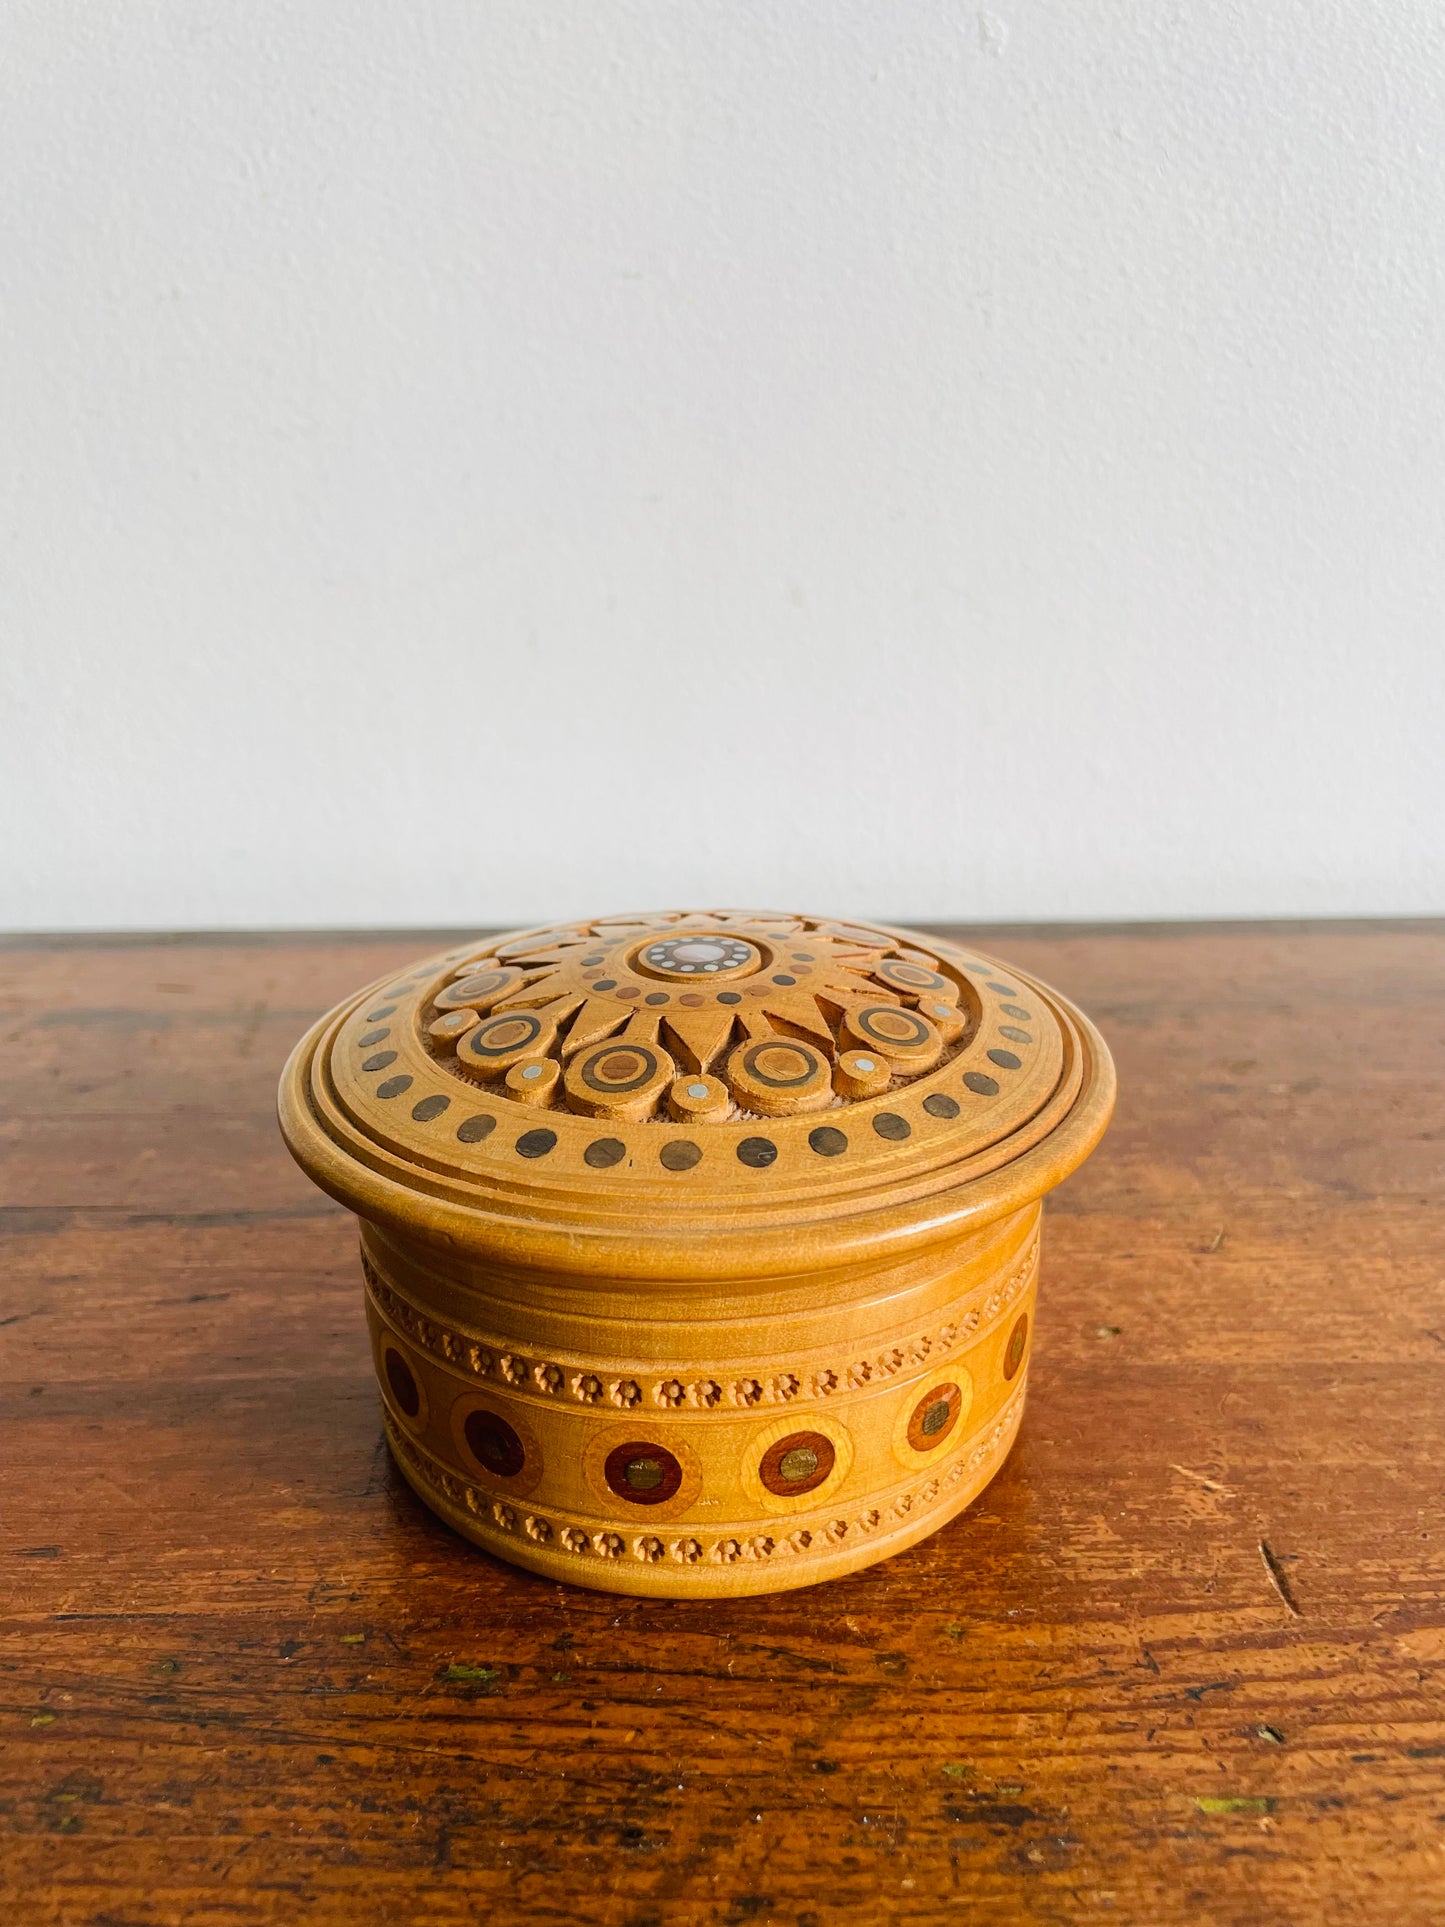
[3,922,1442,1927]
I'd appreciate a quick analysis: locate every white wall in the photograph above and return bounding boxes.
[3,1,1442,931]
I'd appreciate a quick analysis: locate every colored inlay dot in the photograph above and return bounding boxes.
[686,1082,709,1099]
[584,1137,627,1169]
[520,1064,545,1080]
[809,1126,848,1157]
[920,1398,952,1437]
[964,1071,1000,1096]
[377,1075,412,1100]
[779,1446,819,1482]
[625,1457,664,1491]
[853,1056,876,1073]
[457,1114,496,1143]
[660,1140,702,1171]
[516,1128,557,1159]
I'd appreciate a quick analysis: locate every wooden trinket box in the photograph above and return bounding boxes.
[279,911,1114,1596]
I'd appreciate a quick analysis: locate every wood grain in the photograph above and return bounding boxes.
[2,924,1443,1925]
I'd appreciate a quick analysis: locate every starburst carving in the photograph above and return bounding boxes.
[426,911,972,1123]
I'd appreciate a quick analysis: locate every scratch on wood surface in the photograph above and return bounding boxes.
[1259,1539,1302,1617]
[1171,1464,1229,1493]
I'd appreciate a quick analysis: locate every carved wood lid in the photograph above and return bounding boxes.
[279,911,1114,1280]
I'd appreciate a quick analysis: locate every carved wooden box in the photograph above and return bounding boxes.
[279,911,1114,1596]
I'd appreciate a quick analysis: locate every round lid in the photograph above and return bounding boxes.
[279,910,1114,1280]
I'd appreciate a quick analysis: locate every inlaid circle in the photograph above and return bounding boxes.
[875,958,953,997]
[808,1125,848,1157]
[636,935,761,982]
[604,1441,684,1506]
[843,1004,943,1071]
[759,1430,835,1496]
[383,1346,421,1419]
[1004,1312,1029,1380]
[581,1045,659,1095]
[737,1136,778,1169]
[907,1381,963,1451]
[584,1136,627,1168]
[434,968,523,1013]
[463,1409,526,1479]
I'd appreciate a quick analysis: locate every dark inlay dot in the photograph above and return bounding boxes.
[809,1125,848,1157]
[615,986,641,1000]
[1000,1003,1031,1021]
[964,1071,1000,1096]
[457,1113,497,1144]
[584,1137,627,1169]
[582,957,605,967]
[873,1112,911,1141]
[923,1093,960,1119]
[366,1004,397,1021]
[645,992,670,1005]
[660,1140,702,1172]
[516,1128,557,1159]
[999,1026,1032,1044]
[987,1048,1022,1070]
[376,1074,413,1100]
[717,991,742,1005]
[920,1396,953,1437]
[384,1348,420,1418]
[362,1050,397,1072]
[985,982,1017,995]
[792,953,814,962]
[772,973,797,986]
[464,1409,525,1479]
[1004,1313,1029,1380]
[411,1094,451,1123]
[737,1136,778,1169]
[359,1027,390,1048]
[592,979,617,992]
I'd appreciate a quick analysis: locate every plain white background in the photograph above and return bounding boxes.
[2,1,1441,931]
